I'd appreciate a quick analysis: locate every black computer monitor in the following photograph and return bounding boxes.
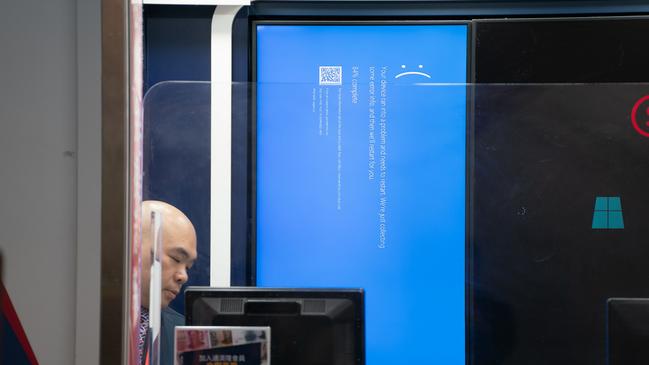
[607,298,649,365]
[185,287,364,365]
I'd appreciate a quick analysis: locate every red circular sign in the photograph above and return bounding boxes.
[631,95,649,138]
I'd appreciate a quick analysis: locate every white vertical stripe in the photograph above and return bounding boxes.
[210,5,244,287]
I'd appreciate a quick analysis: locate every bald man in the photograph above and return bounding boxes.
[139,200,197,365]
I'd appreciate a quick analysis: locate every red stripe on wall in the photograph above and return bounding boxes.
[1,282,39,365]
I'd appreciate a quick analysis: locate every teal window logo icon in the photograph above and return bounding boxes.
[592,196,624,229]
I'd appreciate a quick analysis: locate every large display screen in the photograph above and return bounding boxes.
[255,24,468,364]
[471,19,649,365]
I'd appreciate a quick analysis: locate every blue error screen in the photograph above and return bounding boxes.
[256,24,467,364]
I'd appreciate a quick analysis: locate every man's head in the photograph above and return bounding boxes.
[141,200,197,309]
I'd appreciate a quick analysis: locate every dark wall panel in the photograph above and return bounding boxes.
[143,5,214,314]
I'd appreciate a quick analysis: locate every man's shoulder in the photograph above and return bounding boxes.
[161,307,185,327]
[160,307,185,365]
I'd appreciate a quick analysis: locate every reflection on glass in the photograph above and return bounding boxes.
[143,82,211,313]
[138,80,649,365]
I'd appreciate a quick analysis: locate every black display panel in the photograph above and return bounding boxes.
[472,18,649,365]
[474,18,649,83]
[607,298,649,365]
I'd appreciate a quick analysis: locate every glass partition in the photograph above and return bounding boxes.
[143,81,212,314]
[139,80,649,365]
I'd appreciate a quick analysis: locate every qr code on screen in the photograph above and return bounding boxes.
[319,66,342,86]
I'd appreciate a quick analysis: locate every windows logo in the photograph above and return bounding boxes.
[592,196,624,229]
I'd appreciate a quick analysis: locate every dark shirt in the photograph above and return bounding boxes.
[139,306,185,365]
[160,307,185,365]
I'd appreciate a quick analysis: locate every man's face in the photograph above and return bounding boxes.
[141,201,197,309]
